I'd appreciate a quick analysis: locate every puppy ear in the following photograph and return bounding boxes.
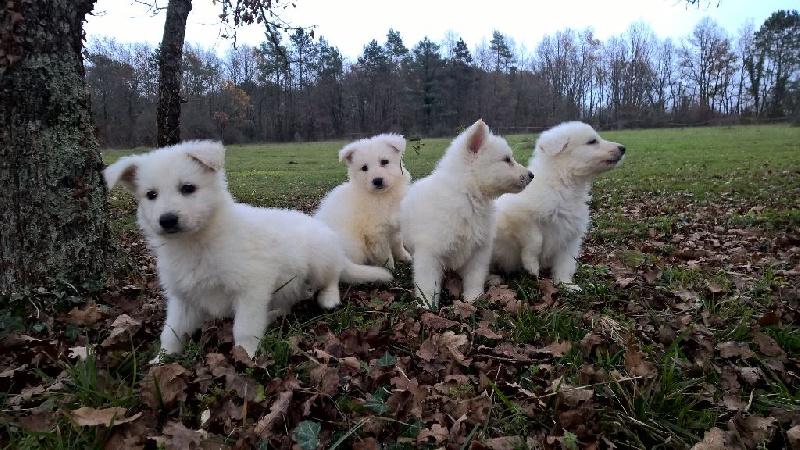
[466,119,488,154]
[187,140,225,171]
[380,134,406,155]
[536,131,569,156]
[338,142,358,163]
[104,155,140,193]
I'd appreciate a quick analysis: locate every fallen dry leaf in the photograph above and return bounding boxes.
[309,364,339,396]
[716,341,755,360]
[157,421,208,450]
[624,336,657,379]
[416,423,448,445]
[59,301,104,326]
[101,314,142,347]
[750,330,786,358]
[690,427,734,450]
[140,363,187,409]
[67,406,141,427]
[254,391,293,439]
[786,425,800,449]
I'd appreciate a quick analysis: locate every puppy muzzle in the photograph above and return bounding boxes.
[159,212,182,233]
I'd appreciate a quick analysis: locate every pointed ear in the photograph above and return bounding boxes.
[380,134,406,155]
[536,130,569,156]
[466,119,488,154]
[338,142,358,163]
[187,141,225,171]
[104,155,140,193]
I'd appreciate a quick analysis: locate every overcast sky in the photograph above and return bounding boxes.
[84,0,795,60]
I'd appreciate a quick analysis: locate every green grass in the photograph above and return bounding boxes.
[6,124,799,449]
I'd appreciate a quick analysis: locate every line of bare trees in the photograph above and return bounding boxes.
[86,11,799,148]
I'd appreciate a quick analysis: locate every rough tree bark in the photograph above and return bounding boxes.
[0,0,111,293]
[157,0,192,146]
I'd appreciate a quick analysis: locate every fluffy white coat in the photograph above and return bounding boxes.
[492,121,626,288]
[400,120,533,308]
[104,141,392,359]
[315,134,412,269]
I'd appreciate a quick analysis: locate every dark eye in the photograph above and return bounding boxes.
[181,183,196,195]
[145,190,157,200]
[503,156,512,164]
[587,138,598,145]
[361,165,368,172]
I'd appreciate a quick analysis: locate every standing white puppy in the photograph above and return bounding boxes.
[315,134,412,269]
[400,120,534,308]
[492,121,626,289]
[104,141,392,360]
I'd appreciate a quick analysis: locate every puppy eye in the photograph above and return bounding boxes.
[181,184,196,195]
[587,138,598,145]
[146,190,157,200]
[380,159,389,166]
[361,165,368,172]
[503,156,512,164]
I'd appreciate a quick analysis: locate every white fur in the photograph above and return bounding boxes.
[492,121,626,289]
[104,140,392,360]
[400,120,533,308]
[315,134,412,269]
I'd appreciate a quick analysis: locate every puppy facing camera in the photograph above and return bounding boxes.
[316,134,412,269]
[104,140,392,360]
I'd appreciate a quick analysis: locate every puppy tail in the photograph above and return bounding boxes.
[340,260,393,284]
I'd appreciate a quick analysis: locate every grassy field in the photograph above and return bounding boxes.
[3,124,800,449]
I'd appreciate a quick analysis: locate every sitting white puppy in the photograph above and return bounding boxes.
[400,120,534,308]
[492,121,626,289]
[104,141,392,360]
[315,134,412,269]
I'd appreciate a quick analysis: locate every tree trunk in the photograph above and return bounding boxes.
[157,0,192,146]
[0,0,111,293]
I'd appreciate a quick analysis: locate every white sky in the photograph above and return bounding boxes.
[85,0,796,60]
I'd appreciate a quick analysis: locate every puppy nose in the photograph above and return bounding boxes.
[618,145,626,154]
[159,213,179,230]
[372,177,384,188]
[527,171,534,180]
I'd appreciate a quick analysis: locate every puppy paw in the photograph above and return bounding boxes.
[486,274,504,287]
[317,289,341,309]
[559,282,582,292]
[463,290,485,303]
[237,340,259,359]
[149,349,169,365]
[397,249,412,262]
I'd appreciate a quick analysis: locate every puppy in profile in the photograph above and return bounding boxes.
[104,141,392,360]
[400,120,534,308]
[315,134,412,269]
[492,121,626,290]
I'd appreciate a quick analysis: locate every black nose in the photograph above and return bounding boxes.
[527,171,534,180]
[618,145,626,154]
[159,213,179,230]
[372,177,384,188]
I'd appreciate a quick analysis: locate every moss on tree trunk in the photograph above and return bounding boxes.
[0,0,112,293]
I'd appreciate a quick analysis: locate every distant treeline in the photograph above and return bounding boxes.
[85,10,799,148]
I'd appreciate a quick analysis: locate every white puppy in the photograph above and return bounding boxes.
[400,120,533,308]
[315,134,412,269]
[492,121,626,289]
[104,141,392,359]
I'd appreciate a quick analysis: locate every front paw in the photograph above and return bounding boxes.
[397,248,412,262]
[486,274,504,287]
[150,352,165,365]
[522,260,540,278]
[559,282,582,292]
